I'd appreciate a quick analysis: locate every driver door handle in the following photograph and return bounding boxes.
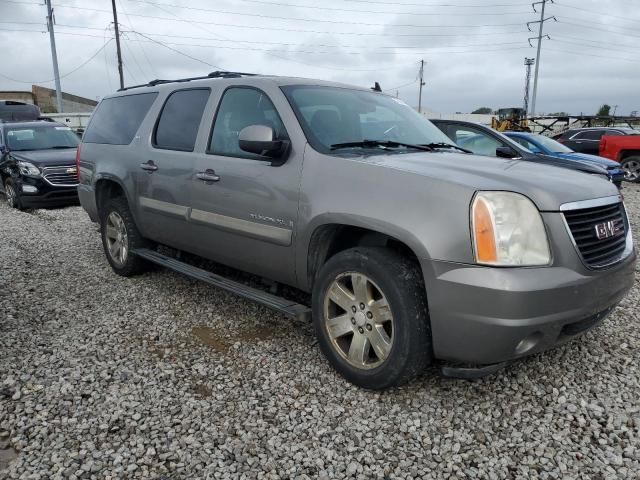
[140,160,158,172]
[196,169,220,182]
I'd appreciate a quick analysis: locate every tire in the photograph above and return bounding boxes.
[99,196,150,276]
[4,178,22,210]
[312,247,432,389]
[621,156,640,183]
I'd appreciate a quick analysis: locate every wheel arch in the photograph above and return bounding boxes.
[302,215,431,292]
[619,150,640,161]
[94,175,134,217]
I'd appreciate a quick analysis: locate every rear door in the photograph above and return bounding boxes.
[189,85,303,285]
[567,130,603,154]
[135,88,212,249]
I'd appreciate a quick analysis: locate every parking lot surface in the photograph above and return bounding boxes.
[1,186,639,479]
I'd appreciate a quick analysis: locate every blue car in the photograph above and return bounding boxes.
[504,132,626,186]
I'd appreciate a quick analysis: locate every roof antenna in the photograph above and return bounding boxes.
[371,82,382,92]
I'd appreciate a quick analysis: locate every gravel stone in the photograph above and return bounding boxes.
[1,184,639,479]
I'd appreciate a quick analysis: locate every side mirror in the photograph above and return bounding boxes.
[496,146,519,159]
[0,145,8,155]
[238,125,289,162]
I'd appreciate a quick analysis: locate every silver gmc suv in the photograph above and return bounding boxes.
[77,72,636,389]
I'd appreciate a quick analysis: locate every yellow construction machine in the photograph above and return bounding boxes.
[490,108,531,132]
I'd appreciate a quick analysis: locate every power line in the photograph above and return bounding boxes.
[190,0,536,16]
[544,46,635,63]
[558,19,640,39]
[130,31,224,69]
[125,0,532,20]
[342,0,523,6]
[0,38,113,84]
[554,3,640,23]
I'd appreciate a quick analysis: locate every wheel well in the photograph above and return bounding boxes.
[307,224,421,288]
[619,150,640,161]
[95,179,126,213]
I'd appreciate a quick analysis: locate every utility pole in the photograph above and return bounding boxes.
[44,0,63,113]
[111,0,124,89]
[523,57,535,116]
[417,60,425,113]
[527,0,556,116]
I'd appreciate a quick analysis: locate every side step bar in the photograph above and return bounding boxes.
[132,248,312,322]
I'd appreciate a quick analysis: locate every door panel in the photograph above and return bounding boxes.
[135,88,210,249]
[188,86,302,285]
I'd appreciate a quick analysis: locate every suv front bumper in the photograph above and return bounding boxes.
[425,250,636,365]
[18,176,78,208]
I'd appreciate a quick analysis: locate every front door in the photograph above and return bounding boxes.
[135,88,211,249]
[189,86,303,286]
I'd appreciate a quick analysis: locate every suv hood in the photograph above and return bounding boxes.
[10,148,77,167]
[366,151,618,211]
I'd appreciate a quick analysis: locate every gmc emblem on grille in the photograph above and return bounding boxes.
[65,167,77,174]
[594,220,620,240]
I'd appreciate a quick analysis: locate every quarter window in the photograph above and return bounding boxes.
[574,130,603,141]
[154,89,210,151]
[209,87,286,159]
[83,93,157,145]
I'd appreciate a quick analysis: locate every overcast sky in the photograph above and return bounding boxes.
[0,0,637,115]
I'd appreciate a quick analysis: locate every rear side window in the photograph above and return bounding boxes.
[83,93,157,145]
[153,88,210,151]
[574,130,603,141]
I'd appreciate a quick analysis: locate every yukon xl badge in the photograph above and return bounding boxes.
[594,220,621,240]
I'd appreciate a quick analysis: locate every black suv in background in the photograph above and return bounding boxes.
[0,120,80,209]
[553,127,638,155]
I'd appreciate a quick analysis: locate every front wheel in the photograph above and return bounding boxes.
[4,178,22,210]
[312,247,432,389]
[99,196,150,276]
[621,156,640,183]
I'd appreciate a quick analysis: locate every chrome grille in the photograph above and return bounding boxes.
[563,202,628,268]
[42,165,78,186]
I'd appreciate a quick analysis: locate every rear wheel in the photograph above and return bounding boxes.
[99,196,150,276]
[312,247,432,389]
[4,178,22,210]
[621,156,640,183]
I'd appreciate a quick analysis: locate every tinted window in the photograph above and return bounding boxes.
[154,89,210,151]
[209,87,286,159]
[574,130,603,140]
[84,93,157,145]
[603,130,623,136]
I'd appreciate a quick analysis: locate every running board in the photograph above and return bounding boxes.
[132,248,312,321]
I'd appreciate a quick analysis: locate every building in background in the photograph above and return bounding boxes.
[0,85,97,113]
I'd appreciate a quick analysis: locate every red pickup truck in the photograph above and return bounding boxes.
[600,134,640,183]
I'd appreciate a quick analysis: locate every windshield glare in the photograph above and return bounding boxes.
[5,125,80,151]
[282,85,453,153]
[533,134,573,153]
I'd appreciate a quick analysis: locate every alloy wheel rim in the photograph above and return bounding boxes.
[105,211,128,266]
[623,160,640,181]
[323,272,394,370]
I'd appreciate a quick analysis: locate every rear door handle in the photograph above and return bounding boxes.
[196,169,220,183]
[140,161,158,172]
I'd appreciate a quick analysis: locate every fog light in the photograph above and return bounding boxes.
[515,331,543,355]
[21,185,38,193]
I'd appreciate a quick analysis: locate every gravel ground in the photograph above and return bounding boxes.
[1,185,639,480]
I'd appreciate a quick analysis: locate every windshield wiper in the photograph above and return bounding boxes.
[421,142,472,154]
[330,140,434,152]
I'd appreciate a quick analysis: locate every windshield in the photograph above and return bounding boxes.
[532,134,573,153]
[282,85,452,153]
[5,125,80,151]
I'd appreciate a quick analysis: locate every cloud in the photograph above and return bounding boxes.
[0,0,637,115]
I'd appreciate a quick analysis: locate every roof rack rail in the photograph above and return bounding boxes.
[117,71,259,92]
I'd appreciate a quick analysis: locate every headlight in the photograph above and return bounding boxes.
[471,191,550,266]
[17,161,41,176]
